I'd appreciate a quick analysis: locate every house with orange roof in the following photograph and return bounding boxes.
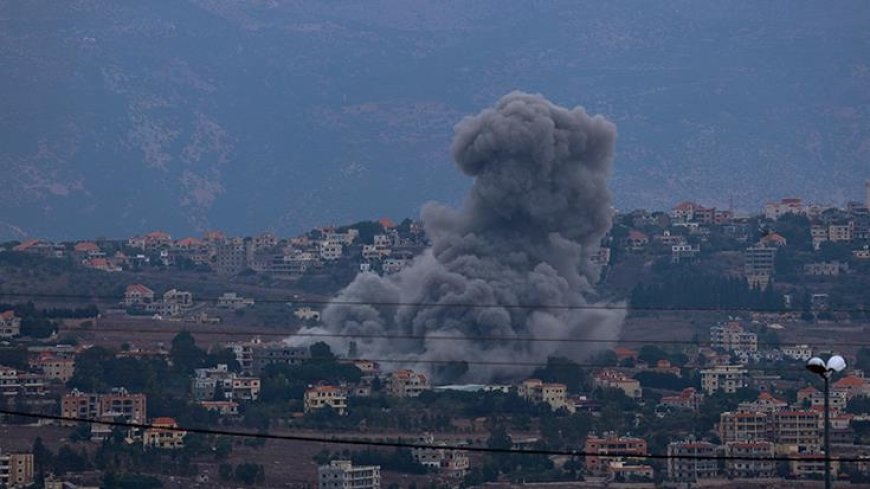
[627,230,649,251]
[72,241,103,260]
[613,347,639,363]
[0,310,21,339]
[12,239,40,252]
[123,284,155,306]
[593,369,642,399]
[387,369,430,398]
[833,375,870,399]
[659,387,704,412]
[759,232,787,248]
[304,385,348,415]
[143,417,185,449]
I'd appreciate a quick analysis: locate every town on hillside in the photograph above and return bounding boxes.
[1,189,870,488]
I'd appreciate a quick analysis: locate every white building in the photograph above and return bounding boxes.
[320,241,343,261]
[319,460,380,489]
[216,292,255,309]
[781,345,813,362]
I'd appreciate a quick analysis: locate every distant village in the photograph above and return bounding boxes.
[1,186,870,488]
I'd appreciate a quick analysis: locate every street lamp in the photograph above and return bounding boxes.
[806,354,847,489]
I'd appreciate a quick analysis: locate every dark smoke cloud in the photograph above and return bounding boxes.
[293,91,624,382]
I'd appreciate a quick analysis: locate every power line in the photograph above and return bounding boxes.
[0,407,863,463]
[2,290,867,315]
[56,324,870,350]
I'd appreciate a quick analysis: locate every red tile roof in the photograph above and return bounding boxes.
[74,241,100,252]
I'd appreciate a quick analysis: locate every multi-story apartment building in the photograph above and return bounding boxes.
[319,241,343,261]
[781,344,813,361]
[583,434,648,476]
[828,222,854,242]
[743,245,776,287]
[724,441,775,478]
[304,385,348,415]
[772,410,820,450]
[0,450,33,488]
[191,364,261,402]
[0,310,21,339]
[318,460,380,489]
[789,453,840,479]
[701,365,748,394]
[0,366,46,398]
[61,388,147,425]
[215,238,249,275]
[666,441,719,482]
[718,411,768,443]
[248,342,310,375]
[710,322,758,353]
[387,369,429,398]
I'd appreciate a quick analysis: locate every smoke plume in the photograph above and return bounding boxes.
[295,91,624,382]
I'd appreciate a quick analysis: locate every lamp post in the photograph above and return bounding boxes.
[806,354,847,489]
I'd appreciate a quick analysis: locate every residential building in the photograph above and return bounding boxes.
[143,417,186,449]
[191,364,261,402]
[607,461,654,482]
[123,284,154,306]
[724,441,775,478]
[667,440,719,481]
[659,387,704,412]
[162,289,193,308]
[744,245,776,287]
[318,460,380,489]
[781,344,813,361]
[828,222,854,242]
[763,198,804,220]
[627,230,649,251]
[0,366,46,397]
[0,310,21,339]
[249,343,310,374]
[387,369,429,398]
[738,392,787,414]
[304,385,348,415]
[833,374,870,399]
[671,243,700,263]
[718,411,768,443]
[592,370,642,399]
[215,238,249,275]
[61,388,147,425]
[411,434,470,476]
[0,450,33,488]
[710,322,757,353]
[789,453,840,479]
[804,261,849,276]
[584,434,648,476]
[216,292,255,309]
[200,400,239,416]
[701,365,747,394]
[772,410,820,449]
[320,241,343,261]
[31,353,75,382]
[517,379,573,412]
[811,225,828,249]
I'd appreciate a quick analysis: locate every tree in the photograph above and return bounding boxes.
[235,463,266,485]
[170,331,207,373]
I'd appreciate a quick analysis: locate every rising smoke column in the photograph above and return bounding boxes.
[297,91,624,382]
